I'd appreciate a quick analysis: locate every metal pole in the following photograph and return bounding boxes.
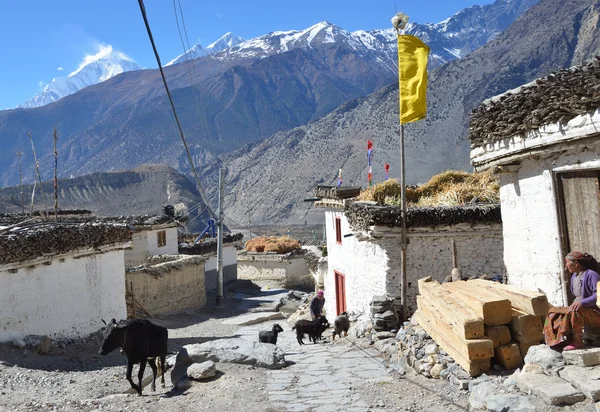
[399,123,408,321]
[216,168,225,306]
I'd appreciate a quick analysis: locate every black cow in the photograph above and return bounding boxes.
[99,318,168,395]
[292,316,329,345]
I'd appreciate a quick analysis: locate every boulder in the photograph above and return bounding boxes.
[188,361,217,381]
[523,344,564,374]
[517,372,585,405]
[170,338,286,386]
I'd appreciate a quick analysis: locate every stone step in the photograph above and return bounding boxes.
[517,372,585,406]
[562,347,600,367]
[559,365,600,401]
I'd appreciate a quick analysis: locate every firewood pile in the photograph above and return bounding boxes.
[0,223,133,265]
[469,56,600,147]
[415,277,549,377]
[314,185,361,200]
[345,203,501,231]
[179,233,244,255]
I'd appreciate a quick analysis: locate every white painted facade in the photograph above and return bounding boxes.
[125,226,178,266]
[323,211,504,319]
[471,109,600,307]
[0,247,128,341]
[201,245,239,291]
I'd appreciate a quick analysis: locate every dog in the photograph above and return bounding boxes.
[258,323,284,344]
[332,312,350,341]
[292,316,329,345]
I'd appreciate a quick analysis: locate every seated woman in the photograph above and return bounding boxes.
[544,251,600,351]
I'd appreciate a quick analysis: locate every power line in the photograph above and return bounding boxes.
[137,0,215,219]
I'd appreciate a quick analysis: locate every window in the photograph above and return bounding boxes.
[157,230,167,248]
[335,217,342,244]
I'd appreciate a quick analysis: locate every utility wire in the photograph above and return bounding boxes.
[137,0,215,219]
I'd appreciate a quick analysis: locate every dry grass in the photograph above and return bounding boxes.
[244,236,301,254]
[356,170,499,207]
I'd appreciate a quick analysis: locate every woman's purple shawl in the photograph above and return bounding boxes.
[570,269,600,309]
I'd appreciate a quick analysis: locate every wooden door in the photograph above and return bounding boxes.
[334,270,346,315]
[558,171,600,258]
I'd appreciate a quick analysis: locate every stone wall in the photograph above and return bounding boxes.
[237,252,311,289]
[125,255,206,317]
[324,211,505,318]
[0,248,127,341]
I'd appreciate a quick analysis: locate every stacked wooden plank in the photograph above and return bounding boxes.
[416,277,549,376]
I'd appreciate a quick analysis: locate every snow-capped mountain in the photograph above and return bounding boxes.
[166,32,247,66]
[212,0,538,70]
[19,46,141,109]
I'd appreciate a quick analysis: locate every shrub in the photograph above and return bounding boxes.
[244,236,301,254]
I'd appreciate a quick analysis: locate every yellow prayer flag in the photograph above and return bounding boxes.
[397,34,429,124]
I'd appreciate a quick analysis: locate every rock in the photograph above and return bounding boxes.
[170,338,286,386]
[430,364,444,379]
[187,361,217,381]
[485,393,537,412]
[469,381,502,410]
[439,368,451,380]
[523,344,564,374]
[517,372,585,405]
[449,374,470,390]
[559,365,600,401]
[376,331,396,340]
[521,363,544,374]
[468,374,492,392]
[389,363,406,377]
[562,347,600,367]
[424,344,438,355]
[395,328,406,341]
[503,369,521,387]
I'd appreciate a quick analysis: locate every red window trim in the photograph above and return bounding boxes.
[335,217,342,244]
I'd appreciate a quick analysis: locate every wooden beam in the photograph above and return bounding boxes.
[417,296,493,360]
[494,343,524,370]
[485,325,511,348]
[444,281,513,325]
[418,277,484,339]
[510,308,543,342]
[414,309,491,377]
[466,279,549,316]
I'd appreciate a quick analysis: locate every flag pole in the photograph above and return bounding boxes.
[393,13,409,321]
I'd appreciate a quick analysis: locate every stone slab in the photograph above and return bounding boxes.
[517,372,585,405]
[222,311,285,326]
[563,347,600,367]
[559,365,600,401]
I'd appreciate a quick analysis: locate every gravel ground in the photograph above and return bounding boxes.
[0,290,469,412]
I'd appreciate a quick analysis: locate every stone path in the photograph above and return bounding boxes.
[234,288,392,412]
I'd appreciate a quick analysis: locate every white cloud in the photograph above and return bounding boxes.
[68,43,133,77]
[57,67,64,71]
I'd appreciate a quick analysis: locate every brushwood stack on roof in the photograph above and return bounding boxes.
[314,185,362,209]
[345,202,501,231]
[468,57,600,148]
[0,211,181,229]
[0,223,133,265]
[179,232,244,255]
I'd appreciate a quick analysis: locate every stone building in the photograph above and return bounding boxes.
[468,58,600,306]
[0,222,132,340]
[315,186,504,322]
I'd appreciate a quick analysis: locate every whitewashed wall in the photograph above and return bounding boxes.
[500,148,600,307]
[203,245,238,291]
[125,227,178,266]
[324,211,505,317]
[0,249,127,340]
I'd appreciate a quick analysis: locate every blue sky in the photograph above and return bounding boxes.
[0,0,494,109]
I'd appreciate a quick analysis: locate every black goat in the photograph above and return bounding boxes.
[332,312,350,340]
[292,317,329,345]
[258,324,284,344]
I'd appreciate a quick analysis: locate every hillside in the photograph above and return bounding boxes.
[205,0,600,225]
[0,164,209,230]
